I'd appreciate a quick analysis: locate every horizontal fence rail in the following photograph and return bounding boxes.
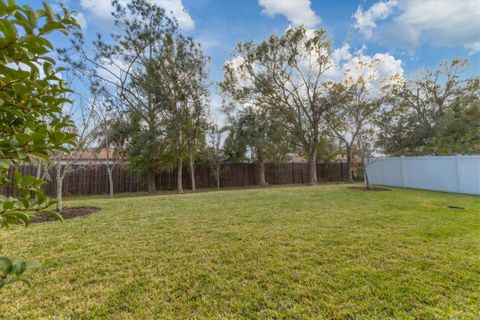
[1,162,359,197]
[366,155,480,195]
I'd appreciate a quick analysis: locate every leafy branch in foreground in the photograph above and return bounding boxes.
[0,256,40,288]
[0,0,78,288]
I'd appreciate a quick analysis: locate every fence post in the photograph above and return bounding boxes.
[362,158,368,184]
[291,163,295,184]
[456,154,462,193]
[340,162,343,181]
[400,156,406,187]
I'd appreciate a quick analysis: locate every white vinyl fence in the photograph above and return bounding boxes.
[366,155,480,195]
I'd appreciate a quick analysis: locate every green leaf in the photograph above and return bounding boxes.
[0,19,18,40]
[33,189,46,204]
[42,62,53,76]
[14,132,29,144]
[0,1,7,16]
[0,159,10,169]
[42,1,54,22]
[3,201,13,210]
[20,198,30,208]
[4,211,30,227]
[39,210,63,222]
[11,259,26,275]
[20,175,36,187]
[0,257,13,274]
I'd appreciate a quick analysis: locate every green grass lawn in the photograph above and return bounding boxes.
[1,185,479,319]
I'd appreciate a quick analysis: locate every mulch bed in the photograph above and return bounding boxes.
[348,186,391,192]
[33,207,101,223]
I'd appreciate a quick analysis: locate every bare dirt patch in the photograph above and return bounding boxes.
[33,207,101,223]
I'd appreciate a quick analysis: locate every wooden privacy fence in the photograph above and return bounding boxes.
[1,162,360,197]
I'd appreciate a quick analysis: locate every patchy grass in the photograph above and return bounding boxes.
[1,184,479,319]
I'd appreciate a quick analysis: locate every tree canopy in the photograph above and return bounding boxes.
[377,59,480,156]
[61,0,210,194]
[220,26,342,185]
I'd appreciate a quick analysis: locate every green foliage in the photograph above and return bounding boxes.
[158,32,210,189]
[220,26,342,185]
[62,0,210,192]
[316,136,342,162]
[223,106,293,163]
[127,124,174,180]
[377,59,479,156]
[0,0,78,288]
[427,86,480,155]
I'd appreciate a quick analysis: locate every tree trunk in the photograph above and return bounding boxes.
[363,157,370,189]
[189,151,196,193]
[55,164,63,212]
[257,159,267,186]
[346,145,353,182]
[177,157,183,194]
[36,162,42,179]
[216,164,220,189]
[308,156,318,186]
[107,166,114,199]
[147,171,156,193]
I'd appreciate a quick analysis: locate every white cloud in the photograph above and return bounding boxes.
[353,0,397,39]
[80,0,194,30]
[259,0,320,27]
[209,91,226,126]
[196,35,227,51]
[466,42,480,54]
[72,12,88,30]
[331,44,353,66]
[95,56,132,86]
[326,44,404,95]
[354,0,480,52]
[158,0,194,30]
[79,0,115,24]
[343,52,404,91]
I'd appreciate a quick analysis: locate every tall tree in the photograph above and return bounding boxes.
[377,59,479,156]
[158,34,210,194]
[60,0,178,193]
[91,88,130,198]
[357,127,377,189]
[61,0,210,194]
[207,125,224,189]
[326,57,401,181]
[183,95,209,193]
[220,27,340,185]
[0,1,77,287]
[49,96,96,211]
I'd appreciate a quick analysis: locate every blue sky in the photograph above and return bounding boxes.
[20,0,480,120]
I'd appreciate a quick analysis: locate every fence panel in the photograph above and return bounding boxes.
[366,155,480,195]
[458,156,480,194]
[1,162,352,197]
